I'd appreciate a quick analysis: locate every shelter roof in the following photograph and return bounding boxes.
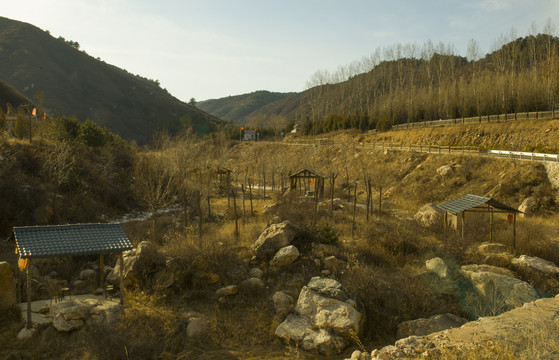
[438,194,520,215]
[13,223,133,259]
[289,169,326,179]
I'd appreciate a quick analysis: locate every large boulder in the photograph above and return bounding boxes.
[251,221,299,261]
[436,164,454,177]
[426,257,448,278]
[270,245,300,267]
[460,265,544,317]
[396,313,468,339]
[511,255,559,295]
[107,241,165,287]
[0,261,16,309]
[518,197,538,216]
[51,298,122,332]
[414,203,444,228]
[275,277,363,355]
[272,291,294,314]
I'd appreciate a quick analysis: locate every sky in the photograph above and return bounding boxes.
[3,0,559,102]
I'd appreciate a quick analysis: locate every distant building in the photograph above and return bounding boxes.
[243,129,257,141]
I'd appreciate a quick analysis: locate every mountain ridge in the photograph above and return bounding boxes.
[0,16,226,143]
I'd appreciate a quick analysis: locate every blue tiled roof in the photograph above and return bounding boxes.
[13,223,133,259]
[438,194,520,215]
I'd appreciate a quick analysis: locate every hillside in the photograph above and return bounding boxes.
[0,17,227,143]
[205,34,559,132]
[0,79,33,110]
[2,121,559,359]
[198,90,295,125]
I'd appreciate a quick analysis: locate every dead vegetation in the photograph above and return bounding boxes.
[2,126,559,359]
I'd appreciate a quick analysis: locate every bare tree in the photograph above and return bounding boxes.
[134,153,175,243]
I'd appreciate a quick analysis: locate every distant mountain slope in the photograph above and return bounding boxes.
[0,79,33,110]
[198,90,296,125]
[203,34,559,133]
[0,16,225,143]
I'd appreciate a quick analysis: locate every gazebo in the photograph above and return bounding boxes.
[438,194,521,249]
[289,169,326,199]
[12,223,133,329]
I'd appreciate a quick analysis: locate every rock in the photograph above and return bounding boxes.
[186,316,211,338]
[251,220,299,261]
[152,267,175,290]
[107,241,165,287]
[461,264,517,278]
[275,277,363,355]
[518,197,538,216]
[371,296,559,359]
[426,257,448,278]
[238,277,266,294]
[17,327,36,340]
[79,269,97,281]
[436,164,454,177]
[272,291,294,314]
[396,313,468,339]
[216,285,238,297]
[248,267,264,278]
[478,242,508,256]
[512,255,559,275]
[0,261,16,309]
[270,245,300,267]
[88,303,122,326]
[323,256,347,272]
[264,203,280,214]
[50,299,122,332]
[461,265,543,317]
[511,255,559,294]
[414,203,444,227]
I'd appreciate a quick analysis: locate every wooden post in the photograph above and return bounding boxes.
[313,190,318,226]
[241,184,246,217]
[489,207,494,243]
[351,183,357,237]
[248,180,254,216]
[26,259,31,329]
[119,253,124,305]
[513,212,517,251]
[100,254,104,287]
[233,190,239,240]
[461,211,465,242]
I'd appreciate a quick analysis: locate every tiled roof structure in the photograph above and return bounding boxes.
[13,223,133,259]
[289,169,326,179]
[438,194,520,215]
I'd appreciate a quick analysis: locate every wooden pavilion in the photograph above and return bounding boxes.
[438,194,521,249]
[289,169,326,199]
[12,223,133,329]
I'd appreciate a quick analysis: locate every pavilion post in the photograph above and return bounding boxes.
[461,211,465,242]
[119,253,124,305]
[26,259,31,329]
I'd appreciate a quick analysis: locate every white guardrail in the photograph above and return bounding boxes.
[487,150,559,162]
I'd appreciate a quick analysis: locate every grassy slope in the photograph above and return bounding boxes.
[1,122,558,359]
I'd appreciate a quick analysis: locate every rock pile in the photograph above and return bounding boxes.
[275,277,363,355]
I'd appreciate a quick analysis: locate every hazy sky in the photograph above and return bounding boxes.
[3,0,559,101]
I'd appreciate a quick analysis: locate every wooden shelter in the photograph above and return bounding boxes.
[438,194,521,249]
[289,169,326,199]
[12,223,133,329]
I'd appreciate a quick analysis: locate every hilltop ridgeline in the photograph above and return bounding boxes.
[0,16,228,143]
